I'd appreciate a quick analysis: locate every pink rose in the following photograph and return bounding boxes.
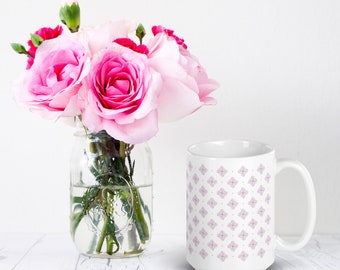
[82,20,137,55]
[152,25,187,49]
[26,25,63,69]
[80,43,161,144]
[147,27,219,122]
[15,33,90,120]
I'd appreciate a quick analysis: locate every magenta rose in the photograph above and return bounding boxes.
[147,27,219,122]
[26,25,63,69]
[80,43,161,144]
[15,33,90,120]
[114,38,149,54]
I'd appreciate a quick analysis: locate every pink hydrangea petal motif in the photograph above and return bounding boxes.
[217,209,228,220]
[199,207,208,217]
[238,251,249,261]
[217,188,228,198]
[258,206,265,216]
[238,209,249,220]
[188,203,193,213]
[188,224,193,233]
[207,176,217,187]
[258,248,266,258]
[257,185,265,195]
[188,183,193,192]
[188,244,193,254]
[228,199,238,209]
[193,174,199,184]
[193,236,200,247]
[193,195,199,205]
[248,218,258,229]
[187,162,193,171]
[208,240,218,251]
[217,251,228,262]
[228,220,239,231]
[199,249,208,259]
[248,239,258,250]
[238,187,248,198]
[208,219,217,229]
[199,165,208,175]
[217,166,227,177]
[228,241,239,251]
[199,228,208,238]
[238,230,248,240]
[199,186,208,196]
[217,230,228,241]
[248,197,258,208]
[238,166,248,177]
[257,164,265,174]
[207,198,217,208]
[258,227,265,237]
[193,216,199,226]
[227,177,238,188]
[248,176,257,186]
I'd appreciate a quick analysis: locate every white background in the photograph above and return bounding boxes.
[0,0,339,236]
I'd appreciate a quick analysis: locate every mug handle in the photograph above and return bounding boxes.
[275,159,316,251]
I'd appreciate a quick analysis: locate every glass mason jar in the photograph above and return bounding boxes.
[70,129,153,257]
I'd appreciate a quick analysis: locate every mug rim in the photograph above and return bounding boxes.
[187,139,275,159]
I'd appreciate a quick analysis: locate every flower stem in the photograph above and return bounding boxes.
[95,214,108,254]
[132,187,150,243]
[71,211,85,239]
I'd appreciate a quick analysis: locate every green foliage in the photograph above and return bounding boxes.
[71,131,150,255]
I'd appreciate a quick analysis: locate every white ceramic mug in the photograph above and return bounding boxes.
[186,140,316,270]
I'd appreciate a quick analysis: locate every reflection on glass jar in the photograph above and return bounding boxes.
[70,130,153,257]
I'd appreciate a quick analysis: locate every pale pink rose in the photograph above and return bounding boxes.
[147,30,219,122]
[15,33,90,120]
[26,25,63,69]
[81,20,137,55]
[80,43,162,144]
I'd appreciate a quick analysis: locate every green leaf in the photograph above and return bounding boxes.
[30,33,44,47]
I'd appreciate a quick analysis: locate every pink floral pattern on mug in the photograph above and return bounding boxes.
[186,160,274,264]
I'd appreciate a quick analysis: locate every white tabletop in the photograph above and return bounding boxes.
[0,233,339,270]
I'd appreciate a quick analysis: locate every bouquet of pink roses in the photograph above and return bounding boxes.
[11,1,218,256]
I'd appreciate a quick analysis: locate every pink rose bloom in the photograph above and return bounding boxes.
[80,43,161,144]
[152,25,187,49]
[15,33,90,120]
[148,26,219,122]
[26,25,63,69]
[82,20,137,55]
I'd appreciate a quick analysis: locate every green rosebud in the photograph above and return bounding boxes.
[10,43,33,58]
[30,33,44,47]
[59,1,80,33]
[136,23,146,44]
